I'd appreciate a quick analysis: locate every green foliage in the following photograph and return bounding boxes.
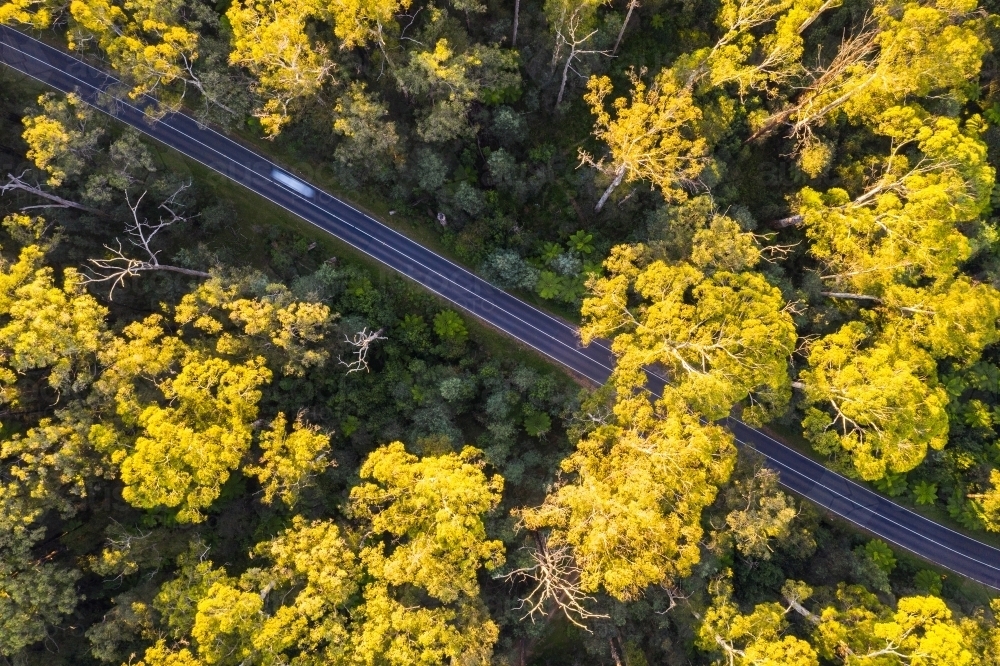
[567,230,594,255]
[913,480,939,505]
[863,539,897,574]
[522,410,551,437]
[0,533,80,656]
[875,473,909,497]
[914,569,943,596]
[433,309,468,342]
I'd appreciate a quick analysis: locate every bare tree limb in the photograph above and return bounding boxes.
[501,534,609,631]
[612,0,640,55]
[820,291,933,315]
[1,171,105,216]
[83,182,210,298]
[769,214,803,229]
[554,8,613,107]
[338,328,387,374]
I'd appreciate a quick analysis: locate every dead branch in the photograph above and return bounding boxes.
[338,328,387,374]
[747,18,879,144]
[820,291,933,315]
[1,171,105,216]
[83,182,210,298]
[758,238,801,262]
[501,535,608,631]
[554,7,613,107]
[769,214,803,229]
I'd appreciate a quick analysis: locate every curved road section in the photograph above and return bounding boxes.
[3,25,1000,590]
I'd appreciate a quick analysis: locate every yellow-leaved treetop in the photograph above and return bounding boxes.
[243,411,332,507]
[174,274,334,376]
[349,441,505,603]
[0,0,55,27]
[697,574,819,666]
[115,353,272,523]
[750,0,988,141]
[0,244,109,399]
[581,68,707,212]
[21,92,104,188]
[67,0,201,103]
[697,577,987,665]
[225,0,410,137]
[521,391,736,601]
[397,38,520,143]
[812,586,978,665]
[348,442,504,665]
[524,239,793,601]
[800,322,949,480]
[332,81,401,167]
[581,244,796,423]
[801,108,993,295]
[796,107,999,479]
[676,0,838,96]
[90,272,333,522]
[226,0,335,137]
[134,444,504,665]
[326,0,412,50]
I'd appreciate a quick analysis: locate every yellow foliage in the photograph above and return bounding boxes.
[801,322,949,480]
[521,393,736,601]
[134,640,202,666]
[350,442,505,603]
[351,582,498,666]
[581,68,707,204]
[0,0,53,27]
[243,412,332,506]
[0,262,109,395]
[68,0,200,102]
[582,245,795,421]
[226,0,334,136]
[117,356,272,522]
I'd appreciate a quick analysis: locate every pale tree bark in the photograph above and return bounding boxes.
[501,533,609,629]
[612,0,639,55]
[1,171,105,216]
[84,183,211,297]
[820,291,932,315]
[746,21,878,144]
[594,164,626,213]
[512,0,520,45]
[554,7,611,108]
[338,328,387,373]
[770,214,803,228]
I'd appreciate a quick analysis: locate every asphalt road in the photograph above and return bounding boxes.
[4,25,1000,590]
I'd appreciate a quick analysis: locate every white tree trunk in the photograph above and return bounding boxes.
[512,0,520,46]
[594,165,626,213]
[556,48,576,107]
[613,0,639,54]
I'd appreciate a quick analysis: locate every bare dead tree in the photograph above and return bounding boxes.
[83,182,210,298]
[338,328,387,374]
[502,534,609,630]
[1,171,105,216]
[554,8,613,107]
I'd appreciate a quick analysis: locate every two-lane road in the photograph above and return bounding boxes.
[3,25,1000,590]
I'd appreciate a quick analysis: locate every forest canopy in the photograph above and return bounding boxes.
[3,0,1000,662]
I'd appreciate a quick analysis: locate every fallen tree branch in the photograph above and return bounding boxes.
[1,171,105,216]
